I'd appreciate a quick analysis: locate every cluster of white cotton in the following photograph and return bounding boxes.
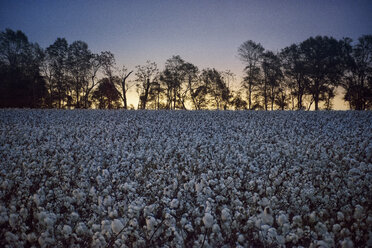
[0,110,371,247]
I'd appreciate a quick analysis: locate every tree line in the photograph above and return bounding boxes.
[0,28,371,110]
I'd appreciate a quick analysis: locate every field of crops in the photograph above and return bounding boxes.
[0,110,371,247]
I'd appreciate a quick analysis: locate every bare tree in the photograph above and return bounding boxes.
[238,40,264,109]
[81,53,102,108]
[135,61,159,109]
[115,66,134,109]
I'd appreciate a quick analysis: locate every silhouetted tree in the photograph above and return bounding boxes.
[260,51,283,110]
[275,87,289,110]
[160,56,186,109]
[200,68,230,110]
[280,44,307,110]
[115,66,133,109]
[182,62,200,110]
[300,36,344,110]
[238,40,264,109]
[45,38,69,108]
[231,91,247,110]
[67,40,92,108]
[0,29,46,108]
[81,53,103,108]
[342,35,372,110]
[136,61,159,109]
[92,77,121,109]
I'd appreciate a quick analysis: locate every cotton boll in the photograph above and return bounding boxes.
[19,207,28,220]
[103,195,113,206]
[286,232,299,244]
[276,235,285,245]
[8,213,18,228]
[33,194,40,206]
[44,216,55,228]
[353,205,364,220]
[266,225,276,235]
[101,220,111,234]
[76,222,88,236]
[277,213,288,226]
[259,197,270,207]
[146,216,156,231]
[109,210,118,218]
[70,212,79,222]
[185,223,194,232]
[260,207,274,226]
[203,213,214,228]
[221,208,231,222]
[237,234,245,244]
[63,225,72,236]
[292,215,302,227]
[111,219,124,234]
[27,232,37,242]
[212,223,220,233]
[170,199,179,209]
[5,232,18,243]
[340,238,354,248]
[332,224,341,234]
[92,224,100,232]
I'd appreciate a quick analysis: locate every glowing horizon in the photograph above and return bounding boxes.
[1,0,371,110]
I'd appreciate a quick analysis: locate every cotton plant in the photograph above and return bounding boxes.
[0,110,371,246]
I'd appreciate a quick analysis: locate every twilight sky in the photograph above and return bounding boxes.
[1,0,371,109]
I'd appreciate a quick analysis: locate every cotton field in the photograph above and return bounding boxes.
[0,110,371,247]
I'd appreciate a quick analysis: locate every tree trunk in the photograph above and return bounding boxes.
[142,78,151,109]
[248,82,252,110]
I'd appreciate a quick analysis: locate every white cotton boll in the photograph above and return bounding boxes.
[129,218,138,228]
[44,216,55,228]
[20,207,28,219]
[340,238,354,248]
[315,222,328,236]
[33,194,40,206]
[212,223,220,233]
[170,199,179,209]
[63,225,72,236]
[89,186,96,196]
[276,235,285,245]
[92,224,100,232]
[259,197,270,207]
[104,196,113,206]
[27,232,37,242]
[101,220,111,234]
[143,205,155,217]
[5,232,18,243]
[111,219,124,234]
[203,213,214,228]
[70,212,79,222]
[109,210,118,218]
[146,216,156,231]
[365,144,372,161]
[260,207,274,226]
[185,223,194,232]
[286,232,299,244]
[332,224,341,233]
[221,208,231,222]
[282,223,291,235]
[76,222,88,236]
[195,182,203,193]
[8,213,18,228]
[237,234,245,244]
[102,169,109,177]
[292,215,302,227]
[353,205,363,220]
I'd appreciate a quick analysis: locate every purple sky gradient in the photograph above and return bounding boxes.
[1,0,371,108]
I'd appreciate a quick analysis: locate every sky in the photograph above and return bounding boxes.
[1,0,371,109]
